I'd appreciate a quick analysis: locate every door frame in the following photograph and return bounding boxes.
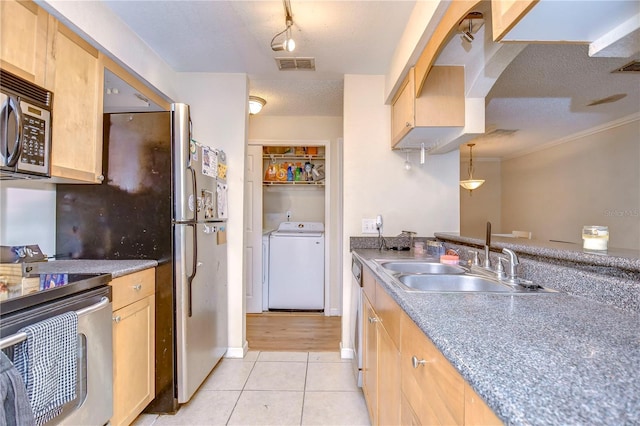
[247,139,335,316]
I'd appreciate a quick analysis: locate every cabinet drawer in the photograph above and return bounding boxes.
[374,282,401,348]
[401,311,464,425]
[110,268,155,311]
[362,266,376,304]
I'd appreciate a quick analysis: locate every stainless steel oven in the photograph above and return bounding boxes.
[0,274,113,425]
[0,69,52,180]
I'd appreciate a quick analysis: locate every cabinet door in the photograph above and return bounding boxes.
[46,19,104,183]
[401,311,464,425]
[362,296,378,425]
[391,70,415,146]
[112,294,155,426]
[465,383,503,425]
[492,0,539,42]
[0,0,48,86]
[377,325,400,426]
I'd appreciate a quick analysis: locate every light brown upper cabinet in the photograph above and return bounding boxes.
[491,0,539,42]
[45,19,105,183]
[0,0,49,87]
[391,66,465,149]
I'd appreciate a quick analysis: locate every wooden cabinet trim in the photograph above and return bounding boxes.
[374,281,401,348]
[362,266,376,305]
[492,0,540,42]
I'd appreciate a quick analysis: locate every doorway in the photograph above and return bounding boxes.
[245,141,332,315]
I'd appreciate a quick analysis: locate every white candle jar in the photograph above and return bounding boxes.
[582,226,609,251]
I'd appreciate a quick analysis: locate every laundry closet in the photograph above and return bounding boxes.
[245,142,336,315]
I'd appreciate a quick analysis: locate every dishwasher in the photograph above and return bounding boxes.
[350,255,363,387]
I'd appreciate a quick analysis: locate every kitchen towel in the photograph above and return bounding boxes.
[13,312,78,426]
[0,351,35,426]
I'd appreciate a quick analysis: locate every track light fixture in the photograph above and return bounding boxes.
[271,0,296,52]
[459,12,483,44]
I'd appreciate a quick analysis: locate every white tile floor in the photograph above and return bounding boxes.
[133,351,370,426]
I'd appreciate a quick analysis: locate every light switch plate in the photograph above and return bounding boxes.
[362,218,378,234]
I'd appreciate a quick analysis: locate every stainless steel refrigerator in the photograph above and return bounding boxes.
[56,103,228,411]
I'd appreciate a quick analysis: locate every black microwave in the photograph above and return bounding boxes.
[0,69,53,180]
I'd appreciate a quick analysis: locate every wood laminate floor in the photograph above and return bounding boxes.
[246,313,341,352]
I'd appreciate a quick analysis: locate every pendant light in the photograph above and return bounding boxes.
[460,143,484,194]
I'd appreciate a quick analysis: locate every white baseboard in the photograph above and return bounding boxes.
[327,307,341,316]
[340,342,355,360]
[225,340,249,359]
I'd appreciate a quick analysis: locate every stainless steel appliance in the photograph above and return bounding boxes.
[0,274,113,425]
[350,255,363,387]
[55,103,228,411]
[0,69,52,180]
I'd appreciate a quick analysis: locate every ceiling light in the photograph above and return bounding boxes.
[248,96,266,115]
[460,143,485,195]
[271,0,296,52]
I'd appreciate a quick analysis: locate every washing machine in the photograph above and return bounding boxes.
[268,222,325,310]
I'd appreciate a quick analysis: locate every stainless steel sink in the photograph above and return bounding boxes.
[378,260,466,275]
[396,274,556,294]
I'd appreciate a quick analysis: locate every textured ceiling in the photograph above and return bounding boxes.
[101,0,640,158]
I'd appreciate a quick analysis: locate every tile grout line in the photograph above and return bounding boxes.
[299,351,309,426]
[225,350,261,426]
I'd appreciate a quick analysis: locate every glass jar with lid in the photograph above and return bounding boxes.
[582,226,609,251]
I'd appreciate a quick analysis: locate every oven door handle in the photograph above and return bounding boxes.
[0,296,110,350]
[0,95,23,167]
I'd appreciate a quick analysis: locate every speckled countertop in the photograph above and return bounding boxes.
[353,249,640,425]
[32,259,158,278]
[435,232,640,272]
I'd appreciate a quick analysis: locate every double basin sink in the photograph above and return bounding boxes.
[376,259,556,294]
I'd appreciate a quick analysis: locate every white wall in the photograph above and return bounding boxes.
[0,182,57,256]
[501,117,640,250]
[460,160,502,237]
[342,74,460,355]
[175,73,249,356]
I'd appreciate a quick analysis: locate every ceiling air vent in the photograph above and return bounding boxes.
[275,57,316,71]
[613,60,640,73]
[485,128,518,137]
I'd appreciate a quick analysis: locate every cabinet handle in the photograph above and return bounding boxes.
[132,284,142,291]
[97,175,105,182]
[411,355,428,368]
[113,315,121,323]
[368,316,378,324]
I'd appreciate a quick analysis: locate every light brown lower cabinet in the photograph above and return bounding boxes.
[361,268,502,425]
[110,269,156,426]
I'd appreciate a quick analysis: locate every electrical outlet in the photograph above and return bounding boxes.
[362,218,378,234]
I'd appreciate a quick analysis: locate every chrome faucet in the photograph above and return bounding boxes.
[483,221,492,269]
[502,248,520,282]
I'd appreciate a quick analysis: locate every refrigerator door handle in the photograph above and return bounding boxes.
[186,222,198,317]
[187,164,198,220]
